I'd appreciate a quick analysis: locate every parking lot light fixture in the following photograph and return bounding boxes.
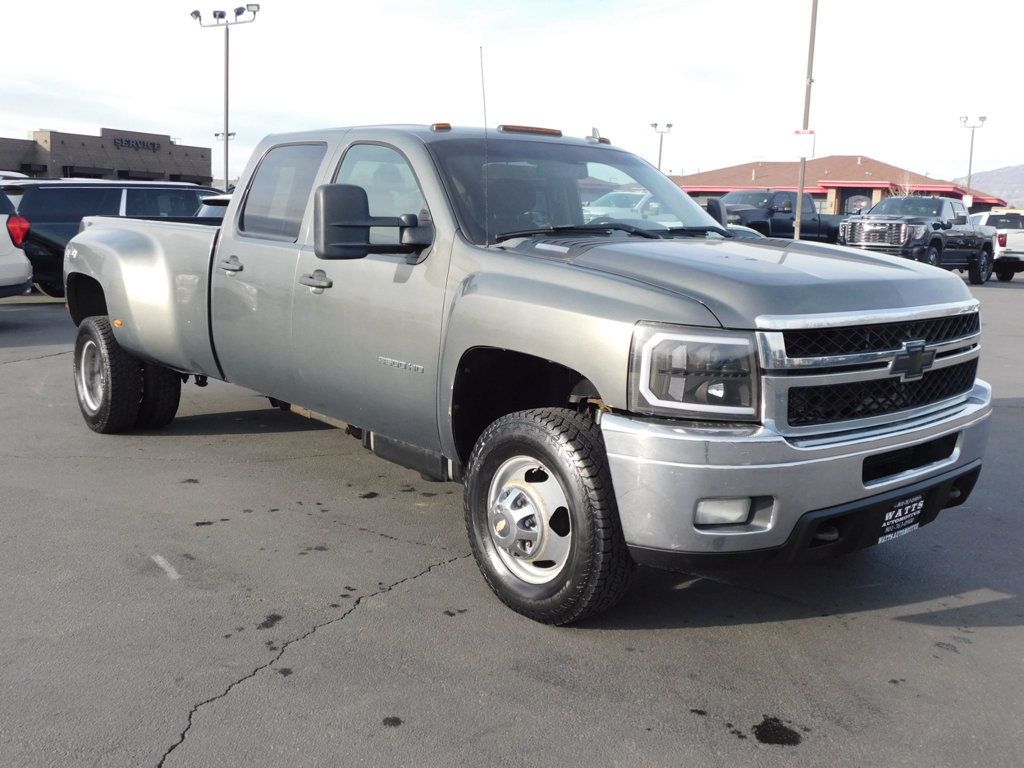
[190,5,260,191]
[959,115,987,194]
[651,122,672,172]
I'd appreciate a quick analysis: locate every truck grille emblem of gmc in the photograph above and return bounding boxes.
[377,356,425,374]
[889,340,936,382]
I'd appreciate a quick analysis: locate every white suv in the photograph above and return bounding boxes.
[969,208,1024,282]
[0,192,32,299]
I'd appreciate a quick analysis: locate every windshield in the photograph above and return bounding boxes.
[868,197,943,217]
[720,191,773,208]
[428,138,720,244]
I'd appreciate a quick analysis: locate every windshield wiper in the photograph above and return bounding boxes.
[494,223,664,243]
[663,225,731,238]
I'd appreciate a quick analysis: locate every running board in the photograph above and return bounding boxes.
[289,404,452,482]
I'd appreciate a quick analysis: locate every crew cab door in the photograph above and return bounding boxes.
[210,142,328,400]
[289,139,450,452]
[944,199,972,264]
[769,192,795,237]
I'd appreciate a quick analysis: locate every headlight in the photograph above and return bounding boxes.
[628,323,760,420]
[906,224,927,241]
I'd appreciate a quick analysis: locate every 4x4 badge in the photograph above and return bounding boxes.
[889,340,936,382]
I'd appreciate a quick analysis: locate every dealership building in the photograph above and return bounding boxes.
[0,128,212,185]
[672,155,1006,214]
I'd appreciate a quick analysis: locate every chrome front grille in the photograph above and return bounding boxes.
[756,301,981,436]
[842,220,906,246]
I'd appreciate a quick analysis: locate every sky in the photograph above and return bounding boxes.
[2,0,1021,184]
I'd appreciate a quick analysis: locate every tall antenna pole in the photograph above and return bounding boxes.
[480,46,490,244]
[793,0,818,241]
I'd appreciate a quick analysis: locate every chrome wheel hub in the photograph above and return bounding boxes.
[487,456,573,585]
[78,339,104,414]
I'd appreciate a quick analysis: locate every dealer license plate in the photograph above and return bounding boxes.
[878,493,926,544]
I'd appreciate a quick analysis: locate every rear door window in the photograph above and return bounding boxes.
[125,188,210,217]
[987,213,1024,229]
[239,143,327,241]
[18,187,122,222]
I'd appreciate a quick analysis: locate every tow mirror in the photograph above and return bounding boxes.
[953,215,967,226]
[313,184,433,260]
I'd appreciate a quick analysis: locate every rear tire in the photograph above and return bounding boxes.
[464,407,634,625]
[136,362,181,429]
[36,281,65,298]
[74,317,141,433]
[996,268,1014,282]
[969,248,991,285]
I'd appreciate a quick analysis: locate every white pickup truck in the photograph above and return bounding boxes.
[970,208,1024,281]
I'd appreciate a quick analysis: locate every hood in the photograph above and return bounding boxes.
[507,236,971,329]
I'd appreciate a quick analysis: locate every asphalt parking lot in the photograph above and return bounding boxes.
[1,282,1022,768]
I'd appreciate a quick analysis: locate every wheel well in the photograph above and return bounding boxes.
[66,274,107,325]
[451,348,599,465]
[929,239,943,253]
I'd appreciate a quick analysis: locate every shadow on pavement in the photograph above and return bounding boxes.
[143,408,335,437]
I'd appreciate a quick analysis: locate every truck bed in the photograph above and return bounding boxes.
[73,216,222,376]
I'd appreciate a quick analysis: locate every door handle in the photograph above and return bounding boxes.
[218,256,243,273]
[299,270,333,290]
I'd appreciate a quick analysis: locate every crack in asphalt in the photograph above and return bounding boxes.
[154,552,472,768]
[0,349,72,365]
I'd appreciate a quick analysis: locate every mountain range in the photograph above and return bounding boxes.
[955,165,1024,208]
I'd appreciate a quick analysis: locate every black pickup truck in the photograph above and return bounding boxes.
[720,189,843,242]
[838,196,996,285]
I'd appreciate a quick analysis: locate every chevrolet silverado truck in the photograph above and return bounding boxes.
[839,196,996,284]
[719,189,843,242]
[63,125,991,624]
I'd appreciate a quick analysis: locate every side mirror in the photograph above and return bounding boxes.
[953,215,967,226]
[705,198,725,225]
[313,184,433,260]
[645,202,662,217]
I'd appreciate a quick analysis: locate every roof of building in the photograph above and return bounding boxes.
[670,155,1006,205]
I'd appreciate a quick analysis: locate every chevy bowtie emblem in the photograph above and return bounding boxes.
[889,340,935,382]
[495,519,507,534]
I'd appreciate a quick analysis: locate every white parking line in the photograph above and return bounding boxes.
[151,554,181,581]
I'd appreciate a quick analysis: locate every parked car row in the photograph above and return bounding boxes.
[0,179,218,297]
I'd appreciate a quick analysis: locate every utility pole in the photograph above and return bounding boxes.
[793,0,818,241]
[650,123,672,172]
[960,115,987,192]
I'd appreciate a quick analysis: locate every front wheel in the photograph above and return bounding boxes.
[74,317,142,433]
[922,245,941,267]
[464,408,634,625]
[969,249,992,285]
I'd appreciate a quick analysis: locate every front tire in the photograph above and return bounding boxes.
[922,244,941,267]
[74,317,141,433]
[464,408,634,625]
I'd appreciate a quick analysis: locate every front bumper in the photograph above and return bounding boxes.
[601,380,991,564]
[840,241,923,259]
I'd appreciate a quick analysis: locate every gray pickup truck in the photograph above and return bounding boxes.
[63,125,991,624]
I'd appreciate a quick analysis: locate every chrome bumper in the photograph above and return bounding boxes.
[601,380,991,556]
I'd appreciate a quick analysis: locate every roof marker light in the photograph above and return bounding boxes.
[431,123,452,132]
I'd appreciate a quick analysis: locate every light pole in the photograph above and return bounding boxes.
[191,5,260,191]
[650,123,672,172]
[793,0,818,241]
[959,115,986,192]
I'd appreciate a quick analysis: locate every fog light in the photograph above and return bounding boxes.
[695,497,752,526]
